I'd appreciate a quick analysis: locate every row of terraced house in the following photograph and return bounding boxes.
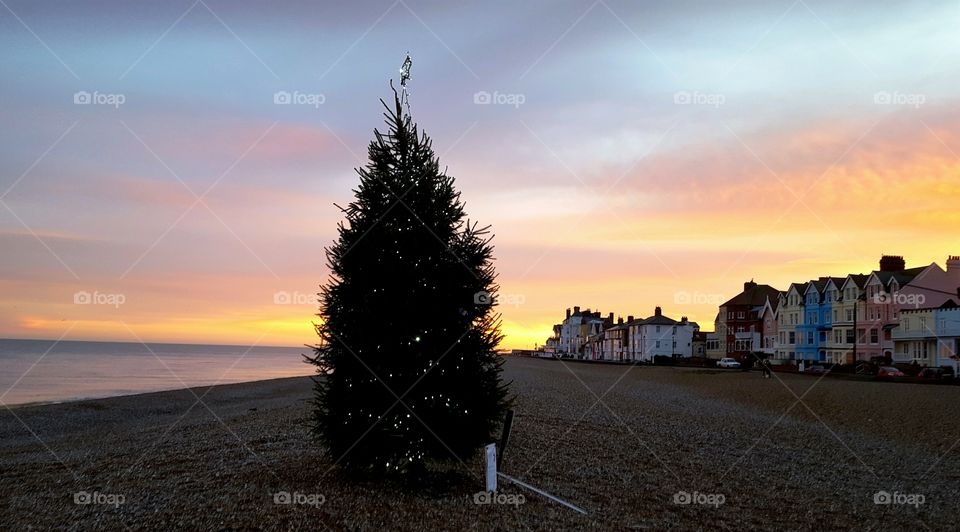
[708,255,960,369]
[545,255,960,371]
[545,306,701,363]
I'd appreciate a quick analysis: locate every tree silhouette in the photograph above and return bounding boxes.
[306,83,510,476]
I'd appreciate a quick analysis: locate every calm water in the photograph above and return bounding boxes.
[0,339,314,406]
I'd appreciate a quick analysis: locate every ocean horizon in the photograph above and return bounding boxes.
[0,338,314,406]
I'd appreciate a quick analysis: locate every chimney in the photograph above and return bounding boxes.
[681,316,688,324]
[608,312,614,322]
[618,317,624,325]
[655,306,662,316]
[947,255,960,273]
[880,255,905,272]
[573,306,581,315]
[744,280,757,292]
[627,315,634,323]
[566,308,571,319]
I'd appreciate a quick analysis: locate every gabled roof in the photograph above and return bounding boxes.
[785,283,807,297]
[889,266,927,286]
[840,273,869,291]
[809,277,831,294]
[761,295,780,317]
[870,265,928,288]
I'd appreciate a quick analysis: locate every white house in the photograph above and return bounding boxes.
[893,301,960,369]
[626,307,699,362]
[558,307,609,358]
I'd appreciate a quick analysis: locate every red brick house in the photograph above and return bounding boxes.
[719,281,782,362]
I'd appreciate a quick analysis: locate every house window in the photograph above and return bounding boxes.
[807,332,814,345]
[870,329,879,344]
[846,329,855,344]
[789,332,796,344]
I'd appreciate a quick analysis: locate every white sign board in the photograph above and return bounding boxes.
[485,443,497,492]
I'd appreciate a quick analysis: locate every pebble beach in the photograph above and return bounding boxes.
[2,356,958,530]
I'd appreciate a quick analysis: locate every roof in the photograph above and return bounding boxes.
[721,283,782,308]
[890,266,927,286]
[785,282,807,297]
[810,277,831,293]
[873,266,926,287]
[761,295,780,315]
[842,274,869,289]
[626,313,697,328]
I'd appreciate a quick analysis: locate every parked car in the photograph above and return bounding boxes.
[918,367,954,381]
[718,358,741,369]
[876,366,905,380]
[806,365,830,375]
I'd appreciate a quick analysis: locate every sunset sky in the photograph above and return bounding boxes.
[2,0,959,349]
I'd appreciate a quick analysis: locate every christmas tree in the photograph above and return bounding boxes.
[307,66,510,476]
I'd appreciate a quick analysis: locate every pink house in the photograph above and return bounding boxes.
[760,295,780,357]
[861,255,960,361]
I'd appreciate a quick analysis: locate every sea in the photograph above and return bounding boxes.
[0,339,314,406]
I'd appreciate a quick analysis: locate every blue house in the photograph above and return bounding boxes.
[796,282,819,361]
[797,278,838,363]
